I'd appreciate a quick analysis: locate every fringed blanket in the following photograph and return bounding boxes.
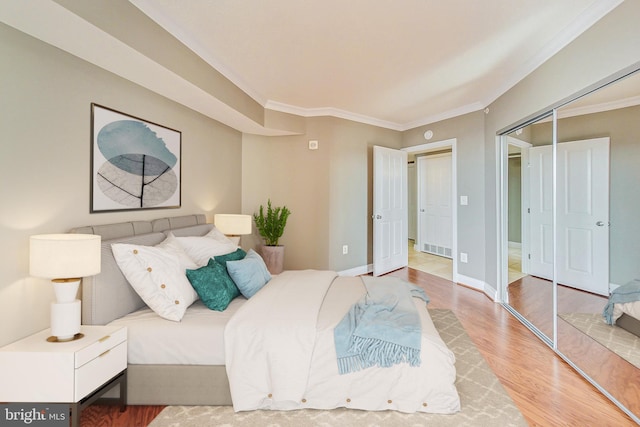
[603,278,640,324]
[334,276,430,374]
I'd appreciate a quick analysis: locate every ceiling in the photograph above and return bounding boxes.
[0,0,627,134]
[130,0,623,130]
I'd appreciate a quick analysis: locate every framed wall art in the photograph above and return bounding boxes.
[90,104,181,213]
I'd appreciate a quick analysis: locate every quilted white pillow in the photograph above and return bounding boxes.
[112,243,199,321]
[175,226,238,267]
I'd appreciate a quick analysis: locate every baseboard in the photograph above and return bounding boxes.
[338,264,372,276]
[457,273,497,301]
[339,266,498,301]
[609,282,622,293]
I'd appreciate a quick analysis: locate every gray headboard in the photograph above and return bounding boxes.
[71,214,212,325]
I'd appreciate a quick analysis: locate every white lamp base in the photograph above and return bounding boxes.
[50,300,81,341]
[50,278,82,341]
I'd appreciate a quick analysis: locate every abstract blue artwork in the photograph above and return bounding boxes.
[91,104,181,212]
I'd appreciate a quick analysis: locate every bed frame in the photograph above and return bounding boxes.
[72,214,232,405]
[617,313,640,338]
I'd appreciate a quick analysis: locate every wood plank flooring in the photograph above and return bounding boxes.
[508,274,640,419]
[80,268,636,426]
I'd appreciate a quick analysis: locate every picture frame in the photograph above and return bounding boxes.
[90,104,181,213]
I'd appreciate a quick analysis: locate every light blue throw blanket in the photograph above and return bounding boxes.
[334,276,430,375]
[603,279,640,324]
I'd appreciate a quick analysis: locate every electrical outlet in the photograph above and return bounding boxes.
[342,245,348,255]
[460,252,468,263]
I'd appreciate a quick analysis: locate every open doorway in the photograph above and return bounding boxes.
[506,137,529,284]
[403,139,457,282]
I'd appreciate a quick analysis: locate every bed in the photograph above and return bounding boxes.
[74,214,460,413]
[603,278,640,338]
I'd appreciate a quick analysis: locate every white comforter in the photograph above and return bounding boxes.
[613,300,640,323]
[224,270,460,413]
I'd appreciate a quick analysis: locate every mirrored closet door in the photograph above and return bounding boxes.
[502,114,555,342]
[499,67,640,422]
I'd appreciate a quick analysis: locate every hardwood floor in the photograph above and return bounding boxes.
[81,268,636,426]
[80,404,164,427]
[508,274,640,419]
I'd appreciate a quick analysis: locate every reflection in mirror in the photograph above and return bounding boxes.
[503,114,555,341]
[553,70,640,418]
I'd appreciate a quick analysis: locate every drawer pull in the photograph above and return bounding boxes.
[99,335,111,343]
[99,349,111,358]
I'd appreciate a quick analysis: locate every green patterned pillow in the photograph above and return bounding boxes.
[186,261,239,311]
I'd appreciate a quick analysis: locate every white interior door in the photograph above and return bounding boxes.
[373,146,408,276]
[556,138,610,295]
[529,138,609,294]
[417,153,452,258]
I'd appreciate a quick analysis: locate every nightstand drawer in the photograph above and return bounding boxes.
[75,327,127,368]
[75,341,127,400]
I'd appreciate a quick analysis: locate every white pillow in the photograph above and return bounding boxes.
[157,232,198,271]
[111,243,199,321]
[203,226,235,244]
[175,226,238,267]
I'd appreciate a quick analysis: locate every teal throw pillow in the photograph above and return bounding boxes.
[209,248,246,298]
[213,248,246,268]
[227,249,272,299]
[186,262,239,311]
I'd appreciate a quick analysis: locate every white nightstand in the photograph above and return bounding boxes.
[0,325,127,427]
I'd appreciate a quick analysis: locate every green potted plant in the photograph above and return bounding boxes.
[254,199,291,274]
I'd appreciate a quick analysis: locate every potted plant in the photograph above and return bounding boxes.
[253,199,291,274]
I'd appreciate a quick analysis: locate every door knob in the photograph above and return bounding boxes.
[596,221,608,226]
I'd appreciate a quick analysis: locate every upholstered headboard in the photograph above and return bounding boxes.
[71,214,212,325]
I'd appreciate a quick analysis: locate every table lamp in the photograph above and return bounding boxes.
[214,214,252,245]
[30,234,101,342]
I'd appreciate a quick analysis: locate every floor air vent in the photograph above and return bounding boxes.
[423,244,452,259]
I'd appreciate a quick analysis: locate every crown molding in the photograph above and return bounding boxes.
[265,101,405,131]
[482,0,623,109]
[558,95,640,119]
[130,0,268,106]
[400,102,486,131]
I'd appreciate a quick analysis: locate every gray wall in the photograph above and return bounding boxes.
[508,157,522,243]
[402,111,486,282]
[0,23,243,347]
[242,117,402,272]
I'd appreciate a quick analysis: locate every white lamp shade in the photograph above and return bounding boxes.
[30,234,101,279]
[214,214,252,235]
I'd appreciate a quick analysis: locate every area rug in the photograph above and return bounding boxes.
[560,312,640,368]
[148,309,526,427]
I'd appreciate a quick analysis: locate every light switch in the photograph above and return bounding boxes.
[460,196,468,205]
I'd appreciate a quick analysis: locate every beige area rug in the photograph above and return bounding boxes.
[560,312,640,368]
[148,309,526,427]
